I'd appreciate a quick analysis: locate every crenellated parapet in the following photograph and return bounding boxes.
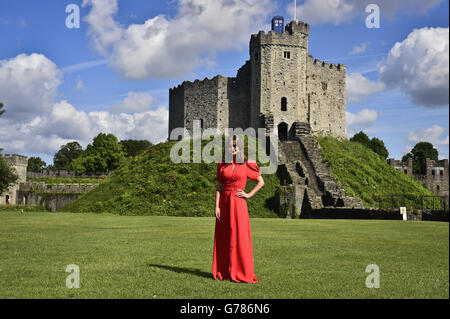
[3,154,28,166]
[19,182,96,194]
[285,20,310,35]
[307,54,346,74]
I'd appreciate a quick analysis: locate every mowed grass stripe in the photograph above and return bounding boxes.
[0,211,448,299]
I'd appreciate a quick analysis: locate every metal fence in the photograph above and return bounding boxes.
[373,194,449,211]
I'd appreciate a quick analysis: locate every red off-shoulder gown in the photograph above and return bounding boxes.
[212,160,260,283]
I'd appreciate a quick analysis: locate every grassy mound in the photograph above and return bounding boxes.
[62,141,281,217]
[318,137,435,208]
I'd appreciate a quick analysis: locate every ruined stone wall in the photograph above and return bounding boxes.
[169,76,224,138]
[17,182,96,212]
[388,158,413,176]
[168,84,185,138]
[27,170,109,178]
[387,158,448,198]
[306,55,346,139]
[228,61,251,130]
[169,71,252,138]
[422,159,449,197]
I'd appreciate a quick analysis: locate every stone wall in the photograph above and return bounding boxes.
[423,159,449,197]
[16,182,96,212]
[388,158,413,176]
[306,55,346,139]
[169,83,185,139]
[277,137,363,218]
[27,170,109,178]
[388,158,448,198]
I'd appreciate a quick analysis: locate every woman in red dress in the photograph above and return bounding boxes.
[212,136,265,283]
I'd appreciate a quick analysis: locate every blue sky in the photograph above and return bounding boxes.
[0,0,448,165]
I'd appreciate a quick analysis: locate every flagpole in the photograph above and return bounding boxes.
[294,0,297,22]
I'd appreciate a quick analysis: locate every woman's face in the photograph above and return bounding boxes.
[232,140,238,156]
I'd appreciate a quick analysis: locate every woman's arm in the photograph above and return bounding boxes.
[215,183,223,220]
[236,176,264,199]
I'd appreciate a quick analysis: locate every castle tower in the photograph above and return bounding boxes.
[249,20,310,139]
[0,154,28,205]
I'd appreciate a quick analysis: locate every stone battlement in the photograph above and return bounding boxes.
[19,182,96,194]
[307,54,346,72]
[170,75,227,92]
[2,154,28,166]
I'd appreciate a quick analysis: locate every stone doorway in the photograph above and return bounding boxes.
[5,195,10,205]
[278,122,288,141]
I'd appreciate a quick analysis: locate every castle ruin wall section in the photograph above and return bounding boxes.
[169,84,185,139]
[306,55,346,139]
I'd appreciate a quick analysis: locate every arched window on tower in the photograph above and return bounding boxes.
[281,97,287,111]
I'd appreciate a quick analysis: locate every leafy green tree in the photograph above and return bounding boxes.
[53,141,83,170]
[350,131,370,148]
[27,157,47,172]
[402,142,438,174]
[368,137,389,159]
[0,156,18,194]
[351,131,389,159]
[119,139,152,157]
[0,102,19,193]
[70,133,125,173]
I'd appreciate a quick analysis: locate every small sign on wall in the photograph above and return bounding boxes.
[400,207,407,221]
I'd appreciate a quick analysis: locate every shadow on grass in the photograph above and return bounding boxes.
[148,263,213,280]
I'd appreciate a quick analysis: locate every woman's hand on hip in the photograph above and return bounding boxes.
[236,189,250,199]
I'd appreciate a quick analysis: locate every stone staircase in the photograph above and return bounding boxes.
[278,136,363,218]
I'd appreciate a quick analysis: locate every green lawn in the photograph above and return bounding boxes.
[0,211,448,299]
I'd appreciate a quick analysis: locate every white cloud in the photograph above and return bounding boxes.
[379,27,449,107]
[403,125,449,159]
[0,53,63,121]
[289,0,444,25]
[109,91,156,113]
[0,52,168,157]
[0,100,169,156]
[406,125,449,146]
[346,108,379,136]
[81,0,274,79]
[346,73,385,103]
[349,42,370,55]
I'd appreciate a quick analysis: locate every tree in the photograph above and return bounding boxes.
[119,139,152,157]
[350,131,370,148]
[70,133,125,173]
[368,137,389,159]
[0,156,18,194]
[53,141,83,170]
[402,142,438,174]
[350,131,389,158]
[27,157,47,172]
[0,102,19,193]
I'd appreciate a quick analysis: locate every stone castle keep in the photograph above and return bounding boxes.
[169,17,346,140]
